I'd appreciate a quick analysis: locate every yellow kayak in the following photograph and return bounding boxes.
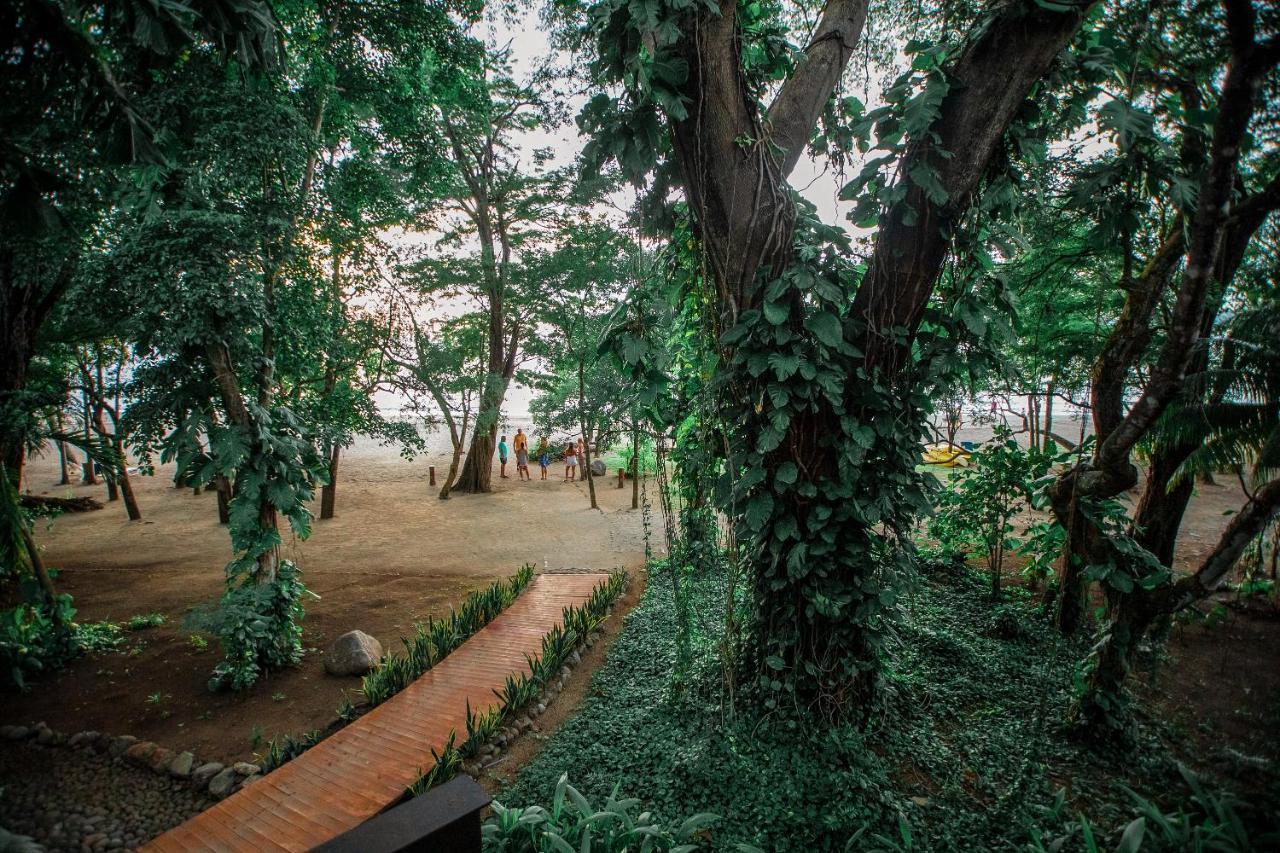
[921,444,972,467]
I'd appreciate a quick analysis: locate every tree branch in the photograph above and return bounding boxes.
[765,0,869,179]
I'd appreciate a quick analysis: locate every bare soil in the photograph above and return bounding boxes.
[7,437,653,765]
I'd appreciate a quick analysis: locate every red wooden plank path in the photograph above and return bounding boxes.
[143,572,611,852]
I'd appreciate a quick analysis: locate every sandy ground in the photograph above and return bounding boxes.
[7,435,655,764]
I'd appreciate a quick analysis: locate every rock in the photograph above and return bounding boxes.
[35,727,55,745]
[69,731,99,748]
[1,725,30,740]
[208,767,237,799]
[570,650,582,665]
[536,703,547,715]
[911,796,931,807]
[590,459,606,477]
[191,762,224,787]
[168,751,195,779]
[323,630,384,677]
[559,666,571,680]
[232,762,260,776]
[148,747,176,774]
[240,773,262,787]
[109,735,137,757]
[124,741,158,766]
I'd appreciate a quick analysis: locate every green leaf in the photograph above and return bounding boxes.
[763,299,790,326]
[804,311,843,348]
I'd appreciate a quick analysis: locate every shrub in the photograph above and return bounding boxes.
[1,595,79,690]
[483,773,718,852]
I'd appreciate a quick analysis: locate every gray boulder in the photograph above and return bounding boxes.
[324,630,383,677]
[168,751,195,779]
[590,459,606,477]
[191,762,225,787]
[208,767,237,799]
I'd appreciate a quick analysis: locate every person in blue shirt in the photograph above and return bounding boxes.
[498,435,509,479]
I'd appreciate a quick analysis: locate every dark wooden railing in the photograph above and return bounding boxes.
[313,776,491,853]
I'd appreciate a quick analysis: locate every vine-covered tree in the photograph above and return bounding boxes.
[562,0,1097,715]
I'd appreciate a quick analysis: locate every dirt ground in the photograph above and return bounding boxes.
[6,436,654,765]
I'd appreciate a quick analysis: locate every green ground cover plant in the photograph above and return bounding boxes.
[496,563,1279,851]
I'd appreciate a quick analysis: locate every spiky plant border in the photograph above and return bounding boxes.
[404,568,629,798]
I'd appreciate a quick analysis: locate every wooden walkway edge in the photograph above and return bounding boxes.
[143,572,611,852]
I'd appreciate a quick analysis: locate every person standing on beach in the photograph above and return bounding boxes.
[563,441,577,482]
[514,428,530,481]
[498,435,509,479]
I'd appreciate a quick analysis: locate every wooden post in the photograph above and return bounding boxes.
[429,465,436,486]
[617,468,625,489]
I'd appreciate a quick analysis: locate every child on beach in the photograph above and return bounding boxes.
[536,438,550,480]
[498,435,509,479]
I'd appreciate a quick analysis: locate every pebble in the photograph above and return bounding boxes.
[0,739,213,852]
[231,762,260,777]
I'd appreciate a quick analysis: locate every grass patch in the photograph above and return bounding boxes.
[496,563,1279,850]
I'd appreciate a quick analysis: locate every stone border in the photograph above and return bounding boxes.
[0,722,260,801]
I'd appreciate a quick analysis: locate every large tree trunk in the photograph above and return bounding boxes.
[452,390,504,493]
[215,473,232,525]
[658,0,1094,711]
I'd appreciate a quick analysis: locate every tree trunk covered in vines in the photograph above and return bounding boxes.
[207,341,280,583]
[660,0,1093,714]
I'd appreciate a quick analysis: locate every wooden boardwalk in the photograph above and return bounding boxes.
[144,572,610,852]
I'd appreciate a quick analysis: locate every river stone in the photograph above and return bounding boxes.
[191,762,224,787]
[124,741,157,766]
[240,773,262,787]
[1,725,30,740]
[148,746,176,773]
[169,751,195,778]
[232,762,260,776]
[208,767,237,799]
[324,630,383,676]
[109,735,137,756]
[590,459,606,477]
[34,727,54,745]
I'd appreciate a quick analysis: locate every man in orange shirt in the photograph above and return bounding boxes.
[513,428,530,481]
